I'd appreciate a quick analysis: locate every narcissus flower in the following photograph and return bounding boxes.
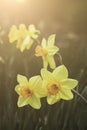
[15,74,45,109]
[41,65,78,105]
[35,34,59,69]
[8,24,40,52]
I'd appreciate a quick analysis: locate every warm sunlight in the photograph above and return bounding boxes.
[16,0,26,3]
[2,0,27,4]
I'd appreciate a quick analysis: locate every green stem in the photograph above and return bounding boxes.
[56,52,63,65]
[31,37,40,45]
[72,89,87,103]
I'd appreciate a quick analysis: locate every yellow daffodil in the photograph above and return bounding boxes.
[8,25,19,43]
[15,74,45,109]
[8,24,40,52]
[41,65,78,105]
[35,34,59,69]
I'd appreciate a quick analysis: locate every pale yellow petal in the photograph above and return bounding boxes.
[20,36,33,52]
[48,46,59,55]
[28,95,41,109]
[29,75,42,89]
[53,65,68,81]
[15,85,21,95]
[32,34,38,39]
[34,87,47,98]
[28,24,40,38]
[16,39,22,49]
[17,74,28,86]
[19,24,26,30]
[41,80,48,92]
[34,81,47,98]
[8,25,18,43]
[59,89,73,100]
[28,24,36,32]
[41,38,47,48]
[27,39,33,49]
[61,79,78,89]
[17,96,29,107]
[23,36,31,45]
[41,68,54,81]
[47,34,56,46]
[47,94,60,105]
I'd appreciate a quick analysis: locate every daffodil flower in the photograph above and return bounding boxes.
[8,24,40,52]
[15,74,45,109]
[35,34,59,69]
[41,65,78,105]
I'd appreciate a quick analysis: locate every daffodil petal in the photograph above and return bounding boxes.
[17,74,28,86]
[53,65,68,81]
[20,36,33,52]
[34,81,47,98]
[47,94,60,105]
[19,24,26,30]
[28,95,41,109]
[23,36,30,45]
[48,56,56,69]
[32,34,38,39]
[47,34,56,46]
[59,89,73,100]
[17,96,29,107]
[8,25,18,43]
[28,24,36,32]
[41,38,47,48]
[41,80,48,92]
[28,24,40,38]
[29,75,42,89]
[16,39,22,49]
[34,88,47,98]
[41,68,54,81]
[27,39,33,49]
[34,77,47,98]
[15,85,21,95]
[48,46,59,55]
[61,79,78,89]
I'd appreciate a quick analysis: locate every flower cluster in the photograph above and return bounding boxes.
[15,65,78,109]
[8,24,78,109]
[8,24,40,52]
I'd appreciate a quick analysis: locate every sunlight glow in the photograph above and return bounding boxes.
[3,0,27,4]
[17,0,26,3]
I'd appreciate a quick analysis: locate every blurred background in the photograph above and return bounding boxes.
[0,0,87,130]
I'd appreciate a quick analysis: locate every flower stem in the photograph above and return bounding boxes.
[31,37,40,45]
[56,52,63,65]
[72,89,87,103]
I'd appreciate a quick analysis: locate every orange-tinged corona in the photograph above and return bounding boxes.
[47,82,60,95]
[20,86,33,99]
[35,45,48,56]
